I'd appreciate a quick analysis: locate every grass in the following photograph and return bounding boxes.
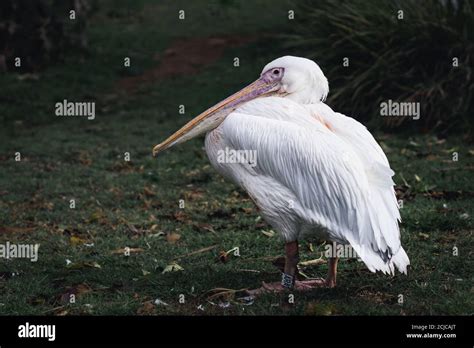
[0,0,473,316]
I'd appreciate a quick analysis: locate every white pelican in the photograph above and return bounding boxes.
[153,56,409,293]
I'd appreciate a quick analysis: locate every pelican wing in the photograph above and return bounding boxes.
[220,100,408,274]
[304,103,403,249]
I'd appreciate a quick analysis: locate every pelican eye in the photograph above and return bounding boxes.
[272,69,280,75]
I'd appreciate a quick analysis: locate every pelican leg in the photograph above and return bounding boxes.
[326,257,338,288]
[281,256,338,290]
[250,241,299,293]
[282,241,299,287]
[246,244,338,296]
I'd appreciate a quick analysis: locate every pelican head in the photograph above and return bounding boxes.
[153,56,329,156]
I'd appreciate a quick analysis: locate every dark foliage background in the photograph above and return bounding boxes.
[0,0,92,72]
[285,0,473,136]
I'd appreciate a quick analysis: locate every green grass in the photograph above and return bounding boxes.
[0,0,473,316]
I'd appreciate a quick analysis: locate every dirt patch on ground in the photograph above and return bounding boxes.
[117,35,256,93]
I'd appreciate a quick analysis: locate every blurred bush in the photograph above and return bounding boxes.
[0,0,93,72]
[285,0,473,136]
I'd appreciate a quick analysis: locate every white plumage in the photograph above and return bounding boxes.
[154,56,409,291]
[206,96,409,275]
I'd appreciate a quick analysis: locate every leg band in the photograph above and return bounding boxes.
[281,273,295,289]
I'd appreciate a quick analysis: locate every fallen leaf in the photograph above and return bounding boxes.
[70,235,89,246]
[299,258,326,267]
[418,232,429,240]
[217,247,240,263]
[137,301,156,315]
[55,309,69,316]
[166,232,181,244]
[261,230,275,238]
[194,223,217,234]
[218,251,229,263]
[184,189,204,200]
[78,151,92,166]
[86,262,101,269]
[127,223,139,234]
[149,232,165,238]
[305,302,335,315]
[206,288,248,301]
[143,186,156,197]
[173,211,188,222]
[88,209,107,224]
[162,262,184,274]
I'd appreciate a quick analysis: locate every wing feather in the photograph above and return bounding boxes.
[219,99,408,273]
